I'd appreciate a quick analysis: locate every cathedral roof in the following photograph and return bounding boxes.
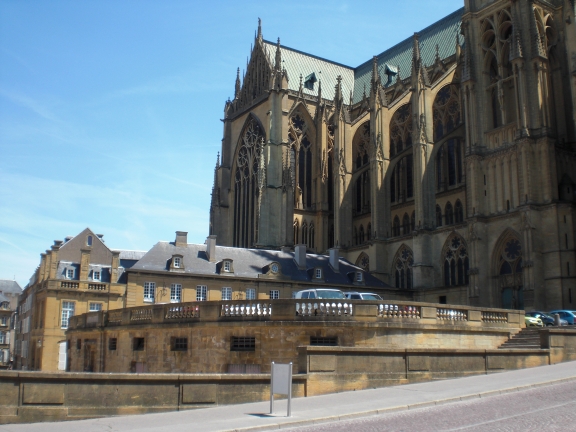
[131,241,392,289]
[353,7,463,103]
[262,40,355,102]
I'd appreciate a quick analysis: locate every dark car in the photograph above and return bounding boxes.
[526,311,568,326]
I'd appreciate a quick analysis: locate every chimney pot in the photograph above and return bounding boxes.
[294,244,307,270]
[329,247,340,272]
[206,235,217,262]
[175,231,188,247]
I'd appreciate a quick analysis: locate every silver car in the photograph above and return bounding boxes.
[345,292,383,300]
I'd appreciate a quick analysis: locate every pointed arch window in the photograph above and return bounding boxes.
[436,205,443,227]
[392,216,401,237]
[394,246,413,289]
[497,237,523,309]
[290,114,313,210]
[309,223,315,249]
[455,200,464,223]
[367,223,371,241]
[353,122,371,215]
[359,225,365,244]
[390,155,413,204]
[411,211,416,231]
[443,235,469,287]
[301,221,308,245]
[233,117,264,248]
[436,139,463,190]
[402,213,410,235]
[390,104,412,158]
[433,85,461,142]
[293,220,299,245]
[445,202,454,225]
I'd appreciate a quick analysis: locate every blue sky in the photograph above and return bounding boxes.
[0,0,463,287]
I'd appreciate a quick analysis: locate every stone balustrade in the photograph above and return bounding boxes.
[54,280,124,295]
[68,299,523,331]
[485,122,517,149]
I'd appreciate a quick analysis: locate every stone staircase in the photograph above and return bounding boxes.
[498,328,542,349]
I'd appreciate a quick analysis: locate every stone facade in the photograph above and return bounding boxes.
[65,299,523,373]
[210,0,576,312]
[0,280,21,368]
[13,228,145,371]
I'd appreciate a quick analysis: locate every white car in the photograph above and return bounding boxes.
[345,292,383,300]
[294,288,345,299]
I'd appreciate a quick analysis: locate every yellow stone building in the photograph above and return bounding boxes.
[210,0,576,311]
[14,228,145,371]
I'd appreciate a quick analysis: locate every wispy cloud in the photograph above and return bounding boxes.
[0,88,63,123]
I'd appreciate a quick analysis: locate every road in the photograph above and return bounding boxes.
[280,380,576,432]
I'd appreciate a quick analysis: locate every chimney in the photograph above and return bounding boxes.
[111,251,120,283]
[80,248,91,281]
[175,231,188,247]
[294,244,307,270]
[329,247,340,272]
[206,235,217,262]
[49,245,60,279]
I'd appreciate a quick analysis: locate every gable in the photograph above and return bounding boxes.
[58,228,113,265]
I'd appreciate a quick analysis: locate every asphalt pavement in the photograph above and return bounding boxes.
[1,360,576,432]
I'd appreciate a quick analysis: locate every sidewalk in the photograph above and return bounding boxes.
[2,361,576,432]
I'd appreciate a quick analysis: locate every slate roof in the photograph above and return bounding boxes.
[117,250,147,260]
[353,8,463,103]
[262,40,355,102]
[0,280,22,295]
[131,242,392,289]
[0,293,9,303]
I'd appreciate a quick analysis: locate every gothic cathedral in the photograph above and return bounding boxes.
[210,0,576,311]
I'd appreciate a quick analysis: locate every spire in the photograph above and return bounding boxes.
[275,38,282,70]
[211,152,221,207]
[411,33,429,86]
[349,89,353,106]
[455,32,461,60]
[528,2,546,58]
[461,22,474,82]
[509,28,524,61]
[235,67,241,98]
[317,79,322,104]
[371,56,379,84]
[334,75,343,114]
[257,17,262,41]
[435,44,441,64]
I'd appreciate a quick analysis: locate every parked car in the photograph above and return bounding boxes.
[526,311,568,326]
[548,310,576,325]
[294,288,345,300]
[524,315,544,327]
[344,292,383,300]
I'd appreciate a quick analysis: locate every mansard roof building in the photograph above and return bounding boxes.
[210,0,576,311]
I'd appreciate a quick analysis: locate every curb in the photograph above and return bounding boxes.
[222,375,576,432]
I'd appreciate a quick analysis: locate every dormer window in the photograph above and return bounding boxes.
[356,271,363,282]
[315,268,322,279]
[173,257,181,268]
[269,262,280,274]
[223,260,232,272]
[87,235,93,246]
[66,269,74,279]
[93,271,101,281]
[304,72,317,90]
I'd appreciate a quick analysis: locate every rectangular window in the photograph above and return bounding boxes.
[76,339,81,350]
[144,282,156,302]
[221,287,232,301]
[246,288,256,300]
[108,338,117,351]
[66,269,74,279]
[196,285,207,301]
[310,336,338,346]
[223,261,231,272]
[171,337,188,351]
[93,271,101,281]
[173,257,181,268]
[0,332,5,344]
[61,301,75,329]
[0,317,6,326]
[315,268,322,279]
[269,290,280,300]
[170,284,182,303]
[89,303,102,312]
[230,336,255,352]
[133,337,145,351]
[356,272,363,282]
